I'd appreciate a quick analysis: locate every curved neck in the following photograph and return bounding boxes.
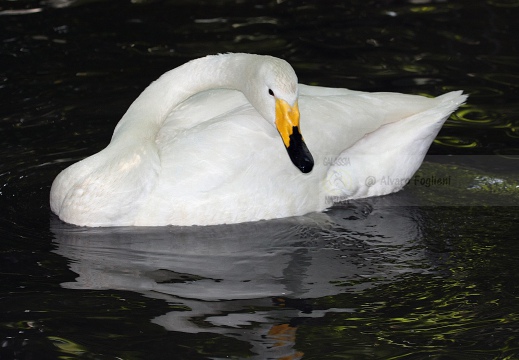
[111,53,259,143]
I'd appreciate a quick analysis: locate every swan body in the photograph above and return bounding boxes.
[50,53,466,226]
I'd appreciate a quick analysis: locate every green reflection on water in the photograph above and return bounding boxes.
[487,0,519,8]
[434,136,478,148]
[293,205,519,359]
[410,6,437,13]
[455,107,506,127]
[47,336,87,358]
[481,73,519,88]
[506,128,519,138]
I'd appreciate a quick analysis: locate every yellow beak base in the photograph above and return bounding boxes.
[275,99,314,173]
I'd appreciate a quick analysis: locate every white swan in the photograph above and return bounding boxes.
[50,53,466,226]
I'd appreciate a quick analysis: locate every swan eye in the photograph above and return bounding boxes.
[268,89,275,96]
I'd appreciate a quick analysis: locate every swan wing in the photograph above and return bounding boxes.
[323,90,467,199]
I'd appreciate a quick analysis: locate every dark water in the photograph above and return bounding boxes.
[1,0,519,359]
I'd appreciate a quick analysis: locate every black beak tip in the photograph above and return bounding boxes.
[286,126,314,174]
[297,156,314,173]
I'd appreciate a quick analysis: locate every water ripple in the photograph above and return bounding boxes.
[487,0,519,7]
[454,107,507,127]
[480,73,519,87]
[434,136,479,148]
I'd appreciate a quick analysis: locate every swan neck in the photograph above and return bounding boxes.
[111,54,255,142]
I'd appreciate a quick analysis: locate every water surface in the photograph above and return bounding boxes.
[1,0,519,358]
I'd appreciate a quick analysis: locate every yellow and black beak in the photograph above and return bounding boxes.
[275,99,314,173]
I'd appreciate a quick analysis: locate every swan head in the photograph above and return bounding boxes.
[246,56,314,174]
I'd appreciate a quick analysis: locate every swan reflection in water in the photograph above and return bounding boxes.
[52,194,433,359]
